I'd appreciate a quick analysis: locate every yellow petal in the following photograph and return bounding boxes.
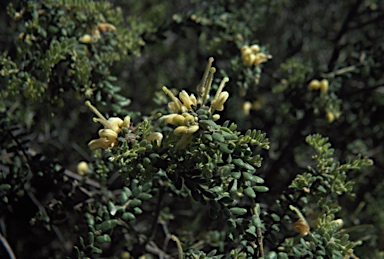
[88,138,111,150]
[144,132,163,146]
[179,90,193,109]
[98,129,118,140]
[174,126,188,135]
[107,117,123,133]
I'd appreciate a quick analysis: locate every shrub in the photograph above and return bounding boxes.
[1,0,382,258]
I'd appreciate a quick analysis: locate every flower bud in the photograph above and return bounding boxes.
[254,53,271,66]
[320,79,329,93]
[174,126,188,135]
[243,101,252,116]
[187,125,199,134]
[243,53,256,67]
[308,79,321,90]
[179,90,193,109]
[122,116,131,128]
[212,91,229,111]
[171,114,186,126]
[79,34,92,43]
[88,138,111,150]
[77,161,89,175]
[326,112,335,123]
[189,94,197,106]
[212,114,220,121]
[145,132,163,146]
[241,45,251,55]
[250,44,260,52]
[98,129,118,140]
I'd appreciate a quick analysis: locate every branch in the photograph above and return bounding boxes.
[0,232,15,259]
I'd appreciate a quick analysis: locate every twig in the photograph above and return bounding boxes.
[321,65,356,78]
[0,232,16,259]
[145,241,172,259]
[252,204,264,257]
[171,235,184,259]
[63,169,100,189]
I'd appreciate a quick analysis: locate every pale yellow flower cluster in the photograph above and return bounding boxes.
[86,101,163,150]
[161,87,200,139]
[85,101,130,150]
[241,44,272,67]
[307,79,329,93]
[162,87,198,113]
[161,113,200,136]
[160,58,230,148]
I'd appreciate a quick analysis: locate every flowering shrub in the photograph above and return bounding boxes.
[1,0,383,258]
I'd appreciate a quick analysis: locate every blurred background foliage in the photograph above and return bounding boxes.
[0,0,383,258]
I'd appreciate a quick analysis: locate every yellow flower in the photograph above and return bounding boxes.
[77,161,89,175]
[243,101,252,116]
[241,44,272,67]
[308,79,321,90]
[144,132,163,146]
[88,137,113,150]
[85,100,125,150]
[320,79,329,93]
[253,53,272,66]
[211,91,229,112]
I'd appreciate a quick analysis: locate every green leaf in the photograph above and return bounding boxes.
[95,219,118,232]
[229,207,247,216]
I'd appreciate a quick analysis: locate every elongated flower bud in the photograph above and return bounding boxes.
[122,116,131,128]
[211,91,229,111]
[250,44,260,52]
[99,129,118,140]
[320,79,329,93]
[161,114,177,124]
[189,94,197,106]
[179,90,193,110]
[145,132,163,146]
[174,126,188,135]
[187,125,199,134]
[88,138,111,150]
[171,114,186,126]
[308,79,321,90]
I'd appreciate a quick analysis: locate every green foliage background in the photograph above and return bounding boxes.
[0,0,383,258]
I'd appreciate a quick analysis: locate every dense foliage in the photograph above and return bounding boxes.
[1,0,383,258]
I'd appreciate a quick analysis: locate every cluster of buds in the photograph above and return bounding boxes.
[79,22,116,44]
[162,87,197,113]
[241,44,272,67]
[86,101,163,150]
[85,101,130,150]
[307,79,329,93]
[161,88,200,148]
